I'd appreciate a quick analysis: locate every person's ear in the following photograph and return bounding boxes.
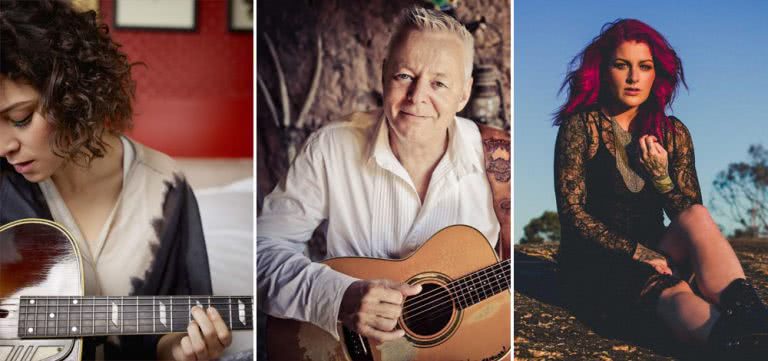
[381,59,388,88]
[457,76,473,112]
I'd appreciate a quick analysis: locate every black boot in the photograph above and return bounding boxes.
[708,279,768,360]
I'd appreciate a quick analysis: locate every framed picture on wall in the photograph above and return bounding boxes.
[115,0,197,31]
[228,0,253,32]
[71,0,99,13]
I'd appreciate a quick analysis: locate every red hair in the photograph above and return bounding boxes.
[554,19,686,141]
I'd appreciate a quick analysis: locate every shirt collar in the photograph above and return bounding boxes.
[366,111,482,176]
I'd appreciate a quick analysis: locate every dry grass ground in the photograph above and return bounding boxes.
[514,240,768,360]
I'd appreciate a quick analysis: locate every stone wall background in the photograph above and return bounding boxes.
[256,0,510,205]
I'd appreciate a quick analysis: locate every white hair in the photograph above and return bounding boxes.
[387,6,475,79]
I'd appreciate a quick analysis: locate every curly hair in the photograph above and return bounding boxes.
[0,0,137,165]
[554,19,686,142]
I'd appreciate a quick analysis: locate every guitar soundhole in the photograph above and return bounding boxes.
[401,283,453,336]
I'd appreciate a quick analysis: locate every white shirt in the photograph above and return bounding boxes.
[257,110,499,339]
[39,137,184,297]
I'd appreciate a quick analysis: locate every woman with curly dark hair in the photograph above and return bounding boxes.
[0,1,232,359]
[554,19,767,359]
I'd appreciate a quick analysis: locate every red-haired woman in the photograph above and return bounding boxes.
[554,19,766,358]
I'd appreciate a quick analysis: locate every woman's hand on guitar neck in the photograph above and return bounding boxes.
[158,306,233,360]
[339,279,422,342]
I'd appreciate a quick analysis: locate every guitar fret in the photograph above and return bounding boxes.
[92,296,95,335]
[228,297,233,330]
[475,272,482,302]
[120,296,123,333]
[35,298,40,337]
[54,297,58,336]
[484,264,496,296]
[480,268,490,300]
[66,296,71,336]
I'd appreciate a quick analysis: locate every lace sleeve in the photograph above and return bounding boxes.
[660,118,703,219]
[554,116,638,257]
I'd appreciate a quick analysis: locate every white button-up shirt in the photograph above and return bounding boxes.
[257,110,499,339]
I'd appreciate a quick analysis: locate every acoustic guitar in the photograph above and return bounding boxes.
[0,218,253,361]
[266,224,511,361]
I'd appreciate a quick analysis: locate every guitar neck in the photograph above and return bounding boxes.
[16,296,253,339]
[447,259,510,310]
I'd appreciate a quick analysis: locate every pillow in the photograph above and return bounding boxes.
[196,177,254,356]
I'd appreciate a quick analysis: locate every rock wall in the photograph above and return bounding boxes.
[256,0,510,203]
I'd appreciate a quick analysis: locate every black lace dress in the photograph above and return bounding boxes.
[554,110,702,318]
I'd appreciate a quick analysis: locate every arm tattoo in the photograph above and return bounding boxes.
[646,156,669,179]
[633,243,667,262]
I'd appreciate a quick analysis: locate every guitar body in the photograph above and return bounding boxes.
[267,225,510,361]
[1,218,253,361]
[0,219,83,361]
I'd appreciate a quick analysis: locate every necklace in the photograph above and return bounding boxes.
[611,118,645,193]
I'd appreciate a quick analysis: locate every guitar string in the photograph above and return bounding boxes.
[401,276,509,327]
[0,301,252,307]
[10,302,252,307]
[418,259,509,304]
[0,317,256,324]
[0,305,253,317]
[1,295,252,300]
[405,263,509,316]
[396,267,509,322]
[381,259,509,314]
[1,321,255,331]
[393,273,509,329]
[0,326,254,333]
[8,312,254,320]
[397,260,510,315]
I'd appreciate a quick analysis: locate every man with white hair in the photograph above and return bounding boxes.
[257,6,508,344]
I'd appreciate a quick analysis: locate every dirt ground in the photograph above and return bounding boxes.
[514,241,768,361]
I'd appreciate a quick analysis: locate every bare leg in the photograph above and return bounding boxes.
[656,205,745,304]
[656,281,719,343]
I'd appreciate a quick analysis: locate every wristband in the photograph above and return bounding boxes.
[653,175,674,193]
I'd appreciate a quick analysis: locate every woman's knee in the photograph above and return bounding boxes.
[660,280,694,300]
[675,204,716,231]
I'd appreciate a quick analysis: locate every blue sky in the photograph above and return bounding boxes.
[514,0,768,242]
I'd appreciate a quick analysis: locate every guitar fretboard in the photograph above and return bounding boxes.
[17,296,253,339]
[447,259,511,310]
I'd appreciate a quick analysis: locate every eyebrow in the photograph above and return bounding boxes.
[615,57,654,63]
[0,100,35,114]
[393,64,449,78]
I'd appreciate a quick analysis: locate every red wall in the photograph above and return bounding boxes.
[99,0,253,157]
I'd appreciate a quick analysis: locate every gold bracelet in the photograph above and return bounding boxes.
[653,175,674,193]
